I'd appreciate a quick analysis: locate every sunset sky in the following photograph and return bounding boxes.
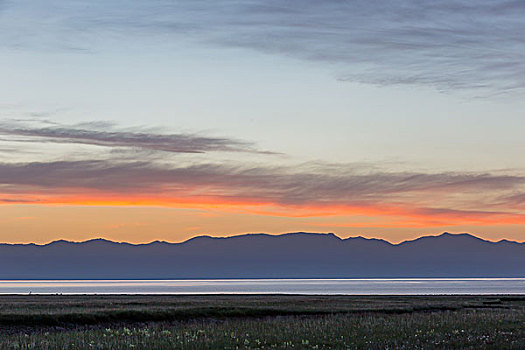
[1,0,525,244]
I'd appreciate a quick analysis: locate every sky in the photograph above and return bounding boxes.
[1,0,525,244]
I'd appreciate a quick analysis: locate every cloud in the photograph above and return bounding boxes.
[2,0,524,94]
[0,198,40,203]
[0,159,519,197]
[0,159,524,225]
[0,120,267,154]
[498,193,525,209]
[214,0,525,95]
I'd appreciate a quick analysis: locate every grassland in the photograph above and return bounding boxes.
[0,295,523,349]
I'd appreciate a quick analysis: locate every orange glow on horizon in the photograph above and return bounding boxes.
[2,191,525,229]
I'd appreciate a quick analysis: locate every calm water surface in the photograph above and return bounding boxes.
[0,279,524,295]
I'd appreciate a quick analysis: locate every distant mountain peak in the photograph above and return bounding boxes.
[45,238,123,246]
[181,232,340,244]
[438,232,475,238]
[398,232,484,245]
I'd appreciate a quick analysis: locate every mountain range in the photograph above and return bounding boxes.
[0,232,523,279]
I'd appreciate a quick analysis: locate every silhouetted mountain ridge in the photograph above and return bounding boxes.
[0,232,523,279]
[6,231,519,247]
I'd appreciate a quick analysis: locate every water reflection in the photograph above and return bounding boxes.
[0,278,523,295]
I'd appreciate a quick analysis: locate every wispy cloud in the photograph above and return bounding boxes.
[209,0,525,95]
[497,193,525,210]
[0,159,524,225]
[0,198,39,203]
[2,0,524,94]
[0,120,267,154]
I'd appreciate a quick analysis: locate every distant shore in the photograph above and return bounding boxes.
[1,278,524,295]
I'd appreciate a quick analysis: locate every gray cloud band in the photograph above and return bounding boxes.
[1,0,524,94]
[0,160,523,212]
[0,122,265,154]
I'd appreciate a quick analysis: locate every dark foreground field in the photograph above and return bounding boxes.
[0,295,523,349]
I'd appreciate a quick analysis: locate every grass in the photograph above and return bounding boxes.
[0,295,523,349]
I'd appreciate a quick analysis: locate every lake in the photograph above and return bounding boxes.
[0,278,524,295]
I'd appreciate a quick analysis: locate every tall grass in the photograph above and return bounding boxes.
[0,295,523,349]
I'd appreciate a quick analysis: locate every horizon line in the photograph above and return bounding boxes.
[1,231,524,247]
